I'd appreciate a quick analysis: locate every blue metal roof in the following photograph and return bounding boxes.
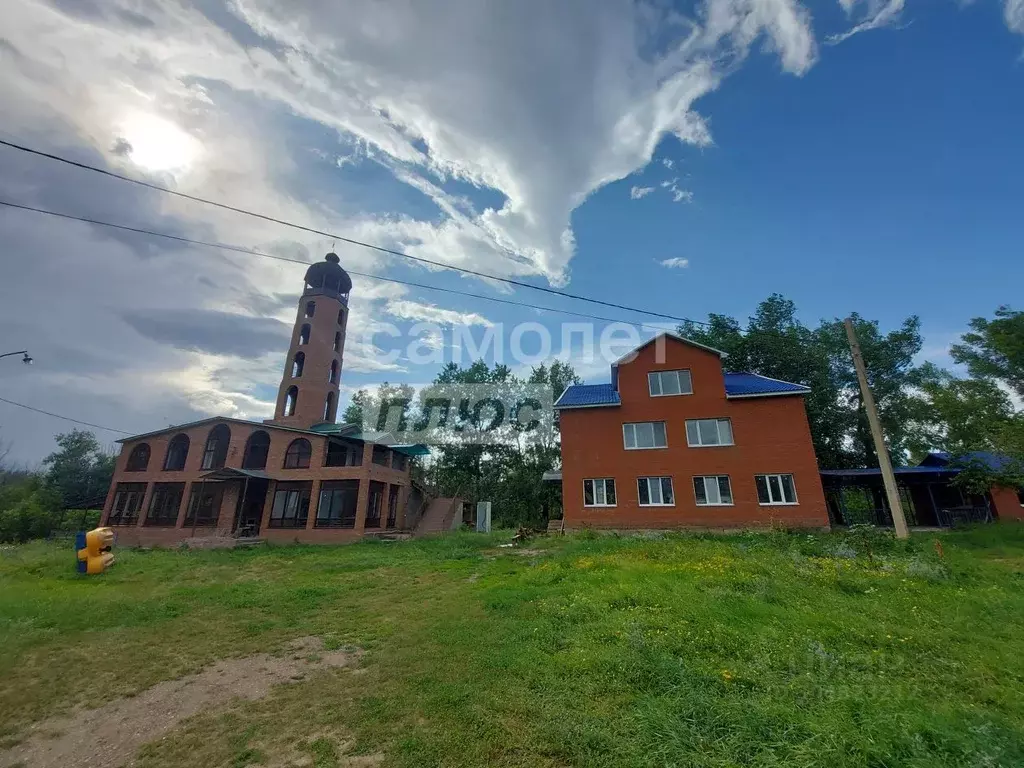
[820,466,958,477]
[554,383,621,409]
[723,372,810,397]
[921,451,1018,472]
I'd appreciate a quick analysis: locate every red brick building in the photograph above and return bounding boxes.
[554,333,830,530]
[100,253,428,546]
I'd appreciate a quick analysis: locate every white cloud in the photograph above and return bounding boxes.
[1006,0,1024,33]
[662,158,674,169]
[659,257,691,269]
[828,0,906,43]
[384,301,493,328]
[661,177,679,188]
[671,187,695,203]
[630,185,655,199]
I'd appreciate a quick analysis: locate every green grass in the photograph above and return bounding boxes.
[2,526,1024,767]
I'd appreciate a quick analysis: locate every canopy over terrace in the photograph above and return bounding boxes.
[820,455,995,528]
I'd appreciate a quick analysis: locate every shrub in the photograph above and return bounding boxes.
[0,476,61,543]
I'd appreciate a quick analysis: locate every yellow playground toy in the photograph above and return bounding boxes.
[76,527,115,574]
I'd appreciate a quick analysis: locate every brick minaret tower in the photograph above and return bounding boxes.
[271,252,351,428]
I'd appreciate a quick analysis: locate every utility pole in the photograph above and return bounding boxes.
[844,318,909,539]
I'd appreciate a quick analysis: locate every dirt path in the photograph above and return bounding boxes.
[0,637,360,768]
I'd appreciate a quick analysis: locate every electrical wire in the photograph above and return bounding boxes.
[0,137,702,325]
[0,395,132,434]
[0,199,678,332]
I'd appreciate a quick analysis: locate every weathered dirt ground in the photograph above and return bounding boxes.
[0,637,374,768]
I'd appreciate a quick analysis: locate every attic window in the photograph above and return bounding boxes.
[648,370,692,397]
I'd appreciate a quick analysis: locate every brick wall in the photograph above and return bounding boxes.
[102,419,412,546]
[990,486,1024,522]
[559,338,829,530]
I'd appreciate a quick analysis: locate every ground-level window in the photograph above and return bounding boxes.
[648,369,693,397]
[755,474,798,505]
[270,482,311,528]
[316,480,359,528]
[584,478,616,507]
[185,485,224,527]
[685,418,733,447]
[109,482,146,525]
[366,481,385,528]
[693,476,733,506]
[623,421,667,449]
[387,485,400,529]
[638,476,674,506]
[146,483,185,526]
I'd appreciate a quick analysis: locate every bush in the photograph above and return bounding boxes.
[0,476,61,543]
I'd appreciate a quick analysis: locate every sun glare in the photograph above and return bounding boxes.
[117,112,201,173]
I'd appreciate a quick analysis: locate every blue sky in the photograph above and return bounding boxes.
[0,0,1022,463]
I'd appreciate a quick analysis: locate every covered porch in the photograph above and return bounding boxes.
[820,466,993,529]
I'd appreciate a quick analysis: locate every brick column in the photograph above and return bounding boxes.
[135,482,154,528]
[175,482,191,529]
[305,479,321,530]
[259,481,277,532]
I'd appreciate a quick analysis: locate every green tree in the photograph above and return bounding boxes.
[0,475,61,543]
[342,383,416,432]
[951,306,1024,399]
[42,430,115,508]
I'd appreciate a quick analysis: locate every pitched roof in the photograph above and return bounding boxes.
[553,383,621,409]
[115,416,320,443]
[611,332,726,366]
[554,373,809,410]
[723,372,811,398]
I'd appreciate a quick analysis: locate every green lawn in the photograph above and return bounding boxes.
[2,526,1024,767]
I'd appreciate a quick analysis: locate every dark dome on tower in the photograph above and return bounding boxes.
[304,252,352,297]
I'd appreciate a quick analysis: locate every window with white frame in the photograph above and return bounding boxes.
[623,421,668,449]
[637,476,674,506]
[648,369,693,397]
[584,478,616,507]
[693,476,733,506]
[755,474,798,505]
[685,418,733,447]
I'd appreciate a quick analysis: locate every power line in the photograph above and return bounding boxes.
[0,198,678,331]
[0,137,699,324]
[0,395,132,434]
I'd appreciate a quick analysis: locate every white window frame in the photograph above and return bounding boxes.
[583,478,617,507]
[685,418,734,447]
[623,421,668,450]
[648,369,693,397]
[755,473,799,506]
[693,475,733,507]
[637,476,675,507]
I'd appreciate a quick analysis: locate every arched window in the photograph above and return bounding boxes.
[242,430,271,470]
[291,351,305,378]
[323,392,335,422]
[337,308,345,327]
[126,443,151,472]
[333,332,341,352]
[284,386,298,417]
[283,438,312,469]
[201,424,231,470]
[299,324,310,345]
[328,359,339,384]
[305,301,316,318]
[163,434,190,471]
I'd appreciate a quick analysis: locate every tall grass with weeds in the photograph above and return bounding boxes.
[2,526,1023,766]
